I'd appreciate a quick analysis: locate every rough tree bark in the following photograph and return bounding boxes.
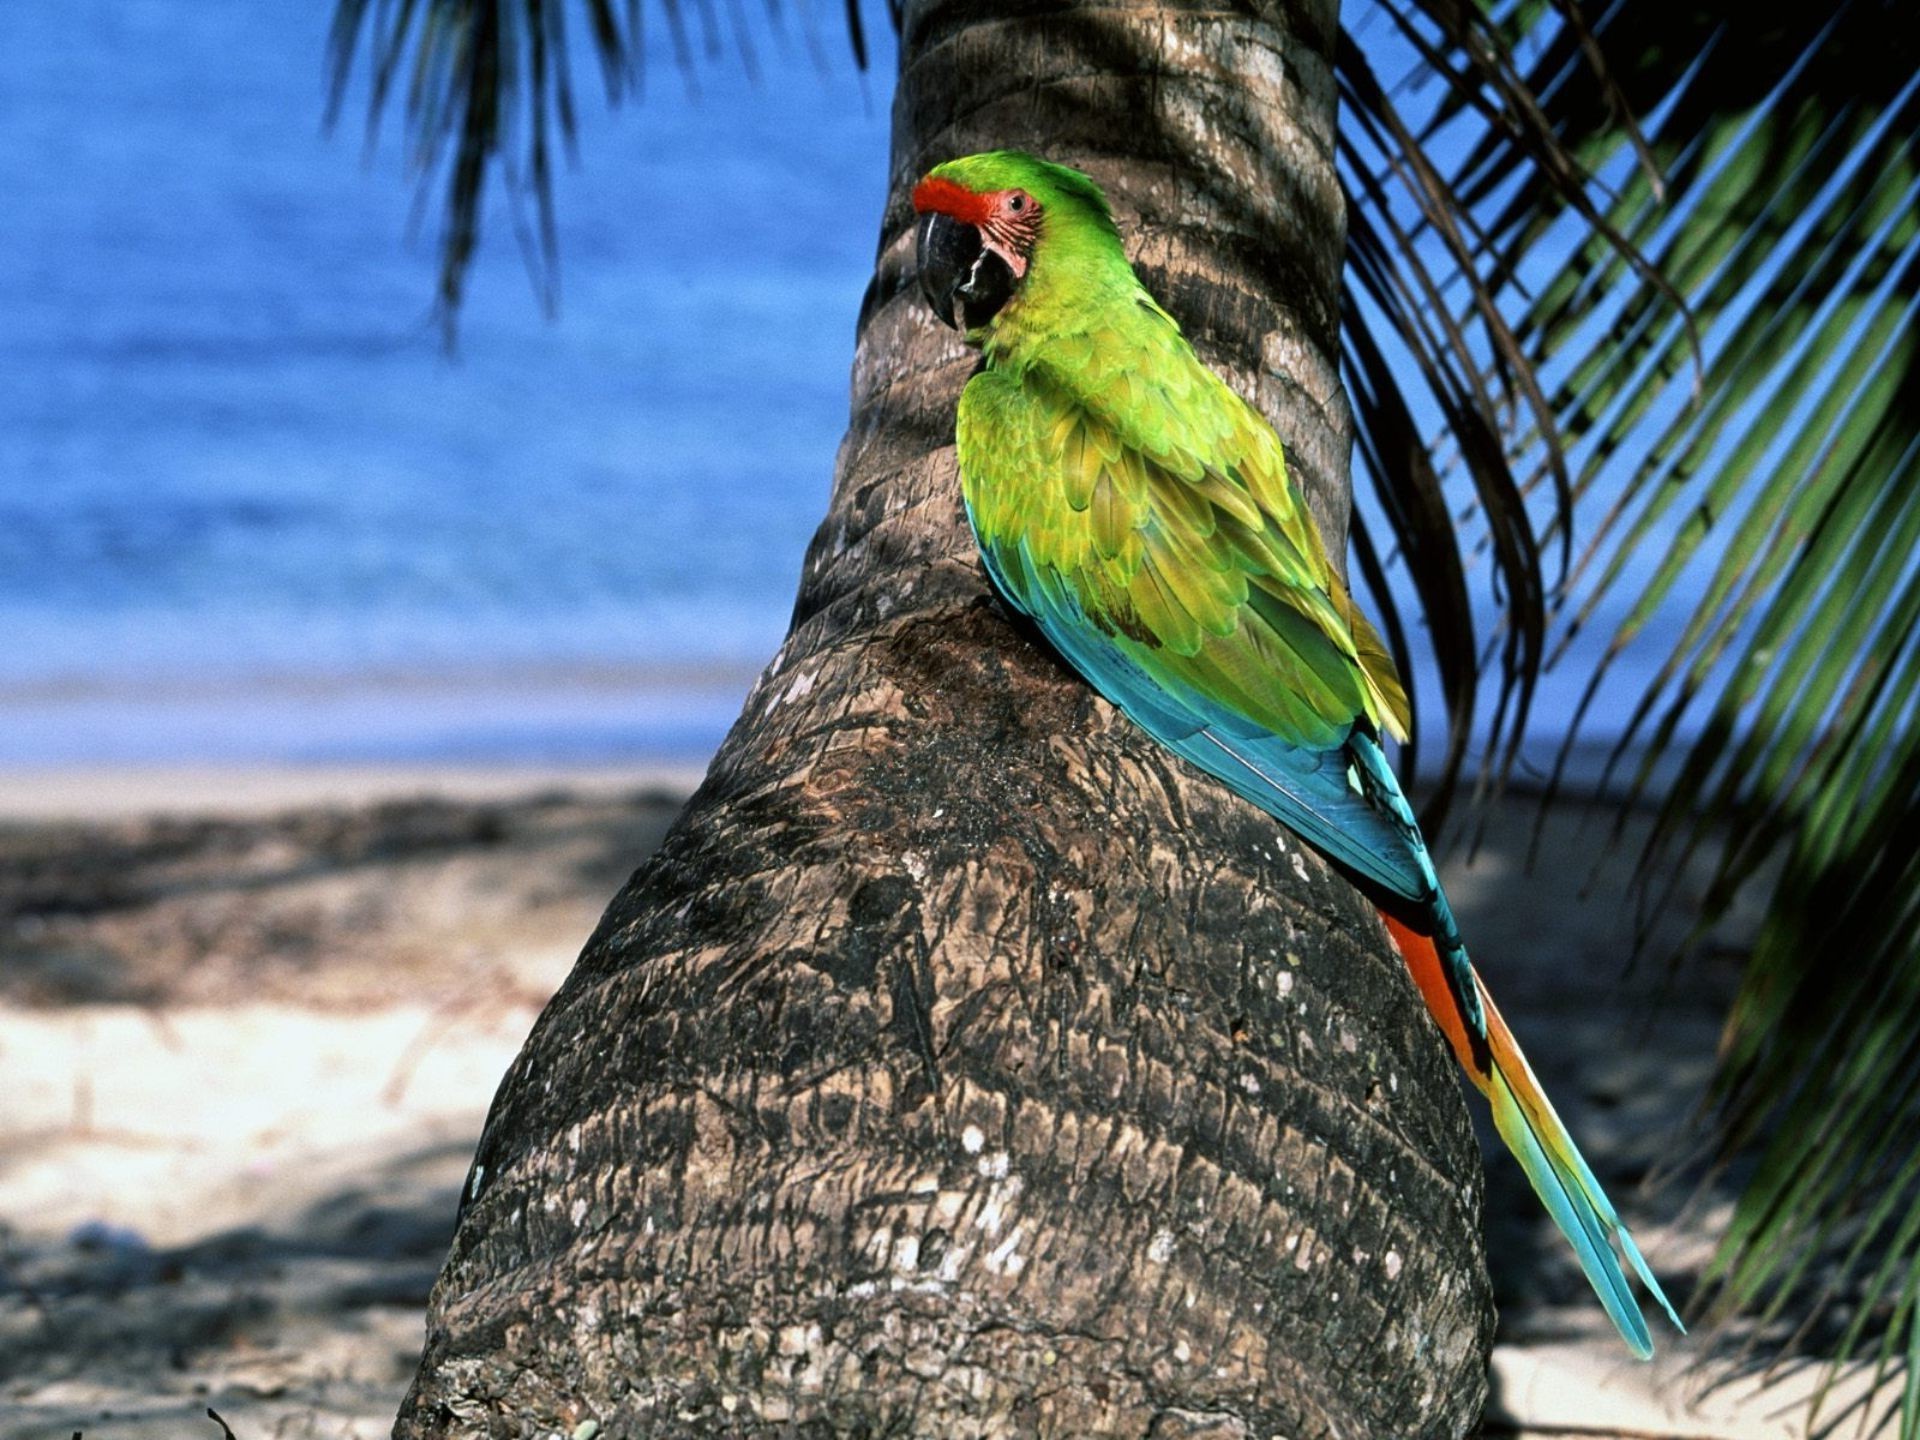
[396,1,1495,1435]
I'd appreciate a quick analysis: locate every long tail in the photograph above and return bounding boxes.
[1380,910,1686,1358]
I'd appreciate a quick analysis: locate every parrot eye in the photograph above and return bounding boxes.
[1007,193,1026,213]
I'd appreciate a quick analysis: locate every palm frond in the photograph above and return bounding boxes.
[326,0,843,343]
[1344,0,1920,1427]
[1339,38,1541,824]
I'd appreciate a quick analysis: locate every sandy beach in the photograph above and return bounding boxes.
[0,766,1891,1439]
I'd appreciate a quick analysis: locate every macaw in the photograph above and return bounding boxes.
[911,150,1684,1357]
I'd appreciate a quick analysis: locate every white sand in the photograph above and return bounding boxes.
[0,769,1896,1439]
[2,1002,537,1438]
[0,761,708,822]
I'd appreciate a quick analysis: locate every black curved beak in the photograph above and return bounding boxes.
[916,211,1016,331]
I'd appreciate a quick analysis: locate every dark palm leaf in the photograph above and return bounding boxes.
[325,0,656,338]
[1365,0,1920,1430]
[326,0,1920,1429]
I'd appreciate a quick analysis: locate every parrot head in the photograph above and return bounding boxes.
[912,151,1121,336]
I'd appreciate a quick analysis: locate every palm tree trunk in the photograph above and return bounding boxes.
[395,2,1494,1435]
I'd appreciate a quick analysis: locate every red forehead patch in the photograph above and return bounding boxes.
[912,176,993,227]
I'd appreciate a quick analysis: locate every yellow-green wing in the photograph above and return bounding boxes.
[957,338,1421,900]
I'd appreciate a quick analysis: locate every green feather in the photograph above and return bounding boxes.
[940,153,1408,751]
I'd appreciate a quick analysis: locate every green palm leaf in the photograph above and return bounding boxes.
[1362,1,1920,1430]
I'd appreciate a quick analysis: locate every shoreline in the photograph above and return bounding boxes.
[0,658,767,781]
[0,759,711,822]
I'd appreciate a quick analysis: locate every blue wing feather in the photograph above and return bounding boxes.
[978,530,1429,904]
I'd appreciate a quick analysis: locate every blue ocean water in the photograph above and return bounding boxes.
[0,1,895,764]
[0,3,1689,776]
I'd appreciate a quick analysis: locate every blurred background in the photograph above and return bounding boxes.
[2,0,891,774]
[0,1,1682,781]
[2,10,904,1437]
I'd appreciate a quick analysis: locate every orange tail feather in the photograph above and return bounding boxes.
[1376,906,1686,1356]
[1380,910,1486,1087]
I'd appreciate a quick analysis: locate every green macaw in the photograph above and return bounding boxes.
[912,149,1684,1357]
